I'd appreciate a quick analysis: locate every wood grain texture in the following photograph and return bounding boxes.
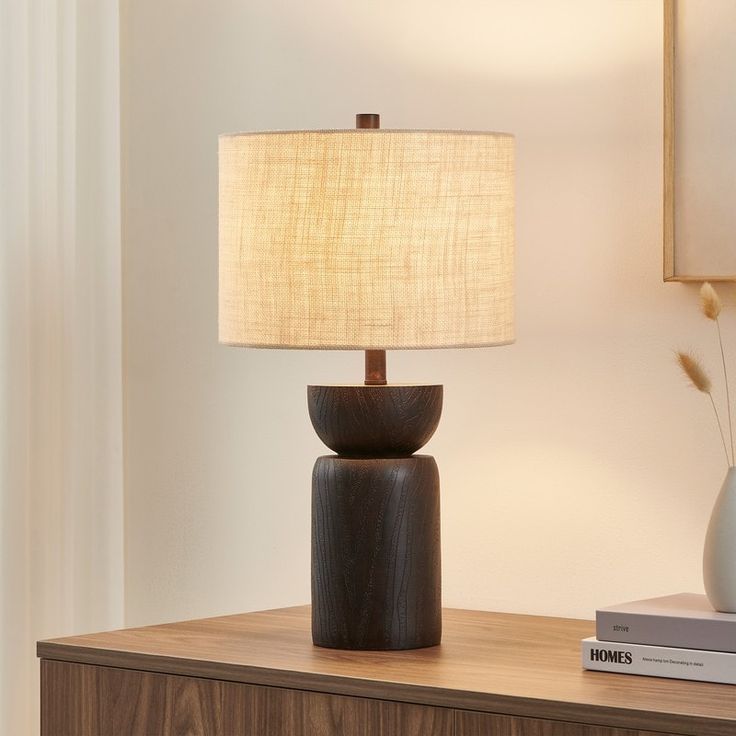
[41,657,102,735]
[37,607,736,735]
[455,712,677,736]
[307,384,443,457]
[42,660,453,736]
[312,454,441,649]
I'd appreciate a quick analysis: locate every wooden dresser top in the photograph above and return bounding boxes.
[38,605,736,735]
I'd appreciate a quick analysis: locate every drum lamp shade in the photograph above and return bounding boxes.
[218,128,514,350]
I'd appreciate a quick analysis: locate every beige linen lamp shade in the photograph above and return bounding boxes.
[218,128,514,350]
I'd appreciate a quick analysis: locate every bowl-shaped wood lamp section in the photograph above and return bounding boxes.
[307,384,443,458]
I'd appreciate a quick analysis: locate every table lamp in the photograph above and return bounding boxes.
[219,114,514,650]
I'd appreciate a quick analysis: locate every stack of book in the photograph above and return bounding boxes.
[582,593,736,685]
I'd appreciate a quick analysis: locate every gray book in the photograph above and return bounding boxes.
[596,593,736,653]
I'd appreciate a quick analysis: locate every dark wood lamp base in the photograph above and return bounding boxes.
[308,383,443,650]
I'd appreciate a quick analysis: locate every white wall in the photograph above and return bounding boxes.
[122,0,735,626]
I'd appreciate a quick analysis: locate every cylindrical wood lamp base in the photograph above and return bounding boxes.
[309,383,443,650]
[311,455,441,650]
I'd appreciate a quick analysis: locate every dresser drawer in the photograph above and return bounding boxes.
[41,660,453,736]
[455,711,679,736]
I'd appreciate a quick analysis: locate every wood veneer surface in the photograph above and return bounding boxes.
[42,660,451,736]
[455,711,676,736]
[38,606,736,735]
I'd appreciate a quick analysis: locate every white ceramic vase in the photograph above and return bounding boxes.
[703,466,736,612]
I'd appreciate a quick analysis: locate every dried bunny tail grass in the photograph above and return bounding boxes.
[700,281,722,320]
[677,351,711,393]
[676,351,731,466]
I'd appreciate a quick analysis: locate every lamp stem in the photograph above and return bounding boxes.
[356,113,380,129]
[356,113,386,385]
[365,350,387,386]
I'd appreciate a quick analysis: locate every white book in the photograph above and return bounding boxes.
[596,592,736,652]
[582,637,736,685]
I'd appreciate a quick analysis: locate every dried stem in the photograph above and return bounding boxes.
[709,392,732,468]
[715,318,734,465]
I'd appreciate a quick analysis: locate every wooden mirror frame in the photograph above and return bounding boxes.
[663,0,736,283]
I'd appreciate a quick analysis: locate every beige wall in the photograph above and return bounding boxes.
[122,0,733,626]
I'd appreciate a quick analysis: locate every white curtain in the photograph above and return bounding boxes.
[0,1,124,734]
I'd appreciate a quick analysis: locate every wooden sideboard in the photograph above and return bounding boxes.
[37,606,736,735]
